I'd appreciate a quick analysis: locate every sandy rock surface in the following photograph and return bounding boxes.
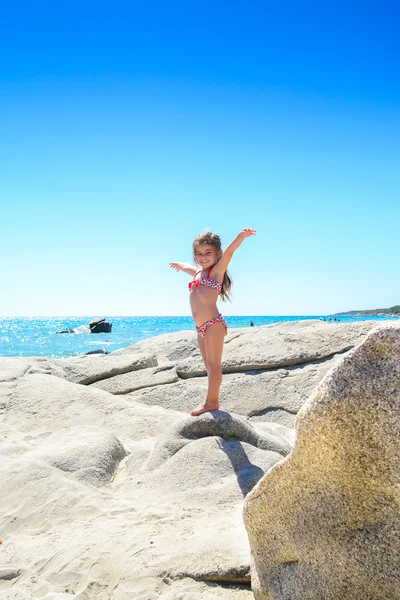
[130,357,345,427]
[91,364,179,394]
[25,426,127,486]
[0,319,390,599]
[50,353,158,385]
[243,322,400,600]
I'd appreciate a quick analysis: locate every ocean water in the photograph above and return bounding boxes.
[0,315,397,359]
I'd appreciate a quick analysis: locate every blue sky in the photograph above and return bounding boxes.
[1,1,399,316]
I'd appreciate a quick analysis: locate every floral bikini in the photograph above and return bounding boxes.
[189,268,228,338]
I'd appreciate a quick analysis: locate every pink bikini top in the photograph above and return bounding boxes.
[189,268,222,294]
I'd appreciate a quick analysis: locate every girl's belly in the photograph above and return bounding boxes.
[189,288,220,327]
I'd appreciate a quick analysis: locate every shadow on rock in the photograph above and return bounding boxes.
[216,437,266,496]
[145,410,292,496]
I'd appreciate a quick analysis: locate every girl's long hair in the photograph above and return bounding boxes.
[192,231,232,302]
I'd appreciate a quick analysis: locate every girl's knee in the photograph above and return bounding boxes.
[208,363,222,374]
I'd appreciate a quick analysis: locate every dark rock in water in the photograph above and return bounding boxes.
[85,349,109,355]
[90,318,112,334]
[90,318,106,326]
[55,319,112,335]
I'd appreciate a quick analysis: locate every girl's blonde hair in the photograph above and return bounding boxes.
[192,231,232,302]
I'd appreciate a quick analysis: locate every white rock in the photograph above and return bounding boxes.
[26,426,126,486]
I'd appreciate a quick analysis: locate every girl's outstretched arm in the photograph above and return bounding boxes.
[169,262,198,276]
[215,228,256,274]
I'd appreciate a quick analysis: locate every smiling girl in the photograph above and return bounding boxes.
[169,228,256,416]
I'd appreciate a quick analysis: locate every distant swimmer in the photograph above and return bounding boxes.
[250,320,254,327]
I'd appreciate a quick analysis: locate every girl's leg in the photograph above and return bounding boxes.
[191,322,225,416]
[197,334,208,372]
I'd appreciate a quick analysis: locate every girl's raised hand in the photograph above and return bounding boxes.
[169,262,181,271]
[239,228,256,238]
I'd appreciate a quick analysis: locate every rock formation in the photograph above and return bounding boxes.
[0,319,396,599]
[243,322,400,600]
[89,317,112,333]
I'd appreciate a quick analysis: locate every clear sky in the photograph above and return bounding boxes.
[1,0,399,316]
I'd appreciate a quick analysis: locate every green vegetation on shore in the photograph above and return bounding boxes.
[336,305,400,316]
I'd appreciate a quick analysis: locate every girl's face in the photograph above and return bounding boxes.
[194,243,221,269]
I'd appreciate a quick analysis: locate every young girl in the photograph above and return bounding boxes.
[170,228,256,416]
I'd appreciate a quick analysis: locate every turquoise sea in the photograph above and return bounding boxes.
[0,315,398,359]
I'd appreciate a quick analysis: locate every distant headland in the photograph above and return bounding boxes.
[335,305,400,317]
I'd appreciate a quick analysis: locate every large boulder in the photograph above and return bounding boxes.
[243,323,400,600]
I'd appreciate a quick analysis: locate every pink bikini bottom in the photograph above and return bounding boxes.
[196,314,228,338]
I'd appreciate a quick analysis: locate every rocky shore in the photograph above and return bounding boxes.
[336,304,400,317]
[0,319,399,599]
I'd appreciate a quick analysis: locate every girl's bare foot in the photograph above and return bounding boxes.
[190,401,219,416]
